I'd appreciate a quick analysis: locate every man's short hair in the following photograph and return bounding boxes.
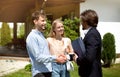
[31,10,46,21]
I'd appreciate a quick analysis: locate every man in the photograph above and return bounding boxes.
[26,10,66,77]
[76,9,102,77]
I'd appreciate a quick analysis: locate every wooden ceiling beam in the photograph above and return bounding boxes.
[40,0,85,7]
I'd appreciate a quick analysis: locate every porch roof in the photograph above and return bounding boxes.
[0,0,85,22]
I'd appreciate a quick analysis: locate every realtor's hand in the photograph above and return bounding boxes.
[73,53,78,62]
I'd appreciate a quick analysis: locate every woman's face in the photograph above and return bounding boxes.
[54,22,64,36]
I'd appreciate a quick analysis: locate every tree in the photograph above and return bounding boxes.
[18,23,25,38]
[1,22,11,46]
[102,32,116,67]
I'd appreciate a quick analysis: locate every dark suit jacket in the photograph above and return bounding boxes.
[76,27,102,77]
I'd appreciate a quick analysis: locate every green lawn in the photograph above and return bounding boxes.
[102,63,120,77]
[2,63,120,77]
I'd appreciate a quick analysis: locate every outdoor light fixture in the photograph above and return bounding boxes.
[44,0,47,2]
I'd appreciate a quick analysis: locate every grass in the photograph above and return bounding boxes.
[2,63,120,77]
[102,63,120,77]
[1,69,31,77]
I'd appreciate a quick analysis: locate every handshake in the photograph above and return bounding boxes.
[56,53,78,64]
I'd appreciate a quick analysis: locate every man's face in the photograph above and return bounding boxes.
[34,16,46,32]
[81,21,87,30]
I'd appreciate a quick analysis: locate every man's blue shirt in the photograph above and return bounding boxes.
[26,29,56,77]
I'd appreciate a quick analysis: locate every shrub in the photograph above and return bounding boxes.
[25,64,32,72]
[44,19,52,38]
[102,32,116,67]
[63,17,80,41]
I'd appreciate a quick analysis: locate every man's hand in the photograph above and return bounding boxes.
[56,54,67,64]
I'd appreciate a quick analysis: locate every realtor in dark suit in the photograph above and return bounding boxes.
[75,9,102,77]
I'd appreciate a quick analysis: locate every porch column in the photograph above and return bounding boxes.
[13,22,17,46]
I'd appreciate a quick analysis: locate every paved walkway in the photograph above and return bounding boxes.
[0,56,30,76]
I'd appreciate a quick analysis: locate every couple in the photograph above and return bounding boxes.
[26,9,102,77]
[26,10,75,77]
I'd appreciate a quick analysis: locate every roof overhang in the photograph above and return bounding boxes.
[0,0,85,22]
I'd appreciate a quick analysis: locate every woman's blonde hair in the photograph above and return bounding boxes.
[49,18,64,37]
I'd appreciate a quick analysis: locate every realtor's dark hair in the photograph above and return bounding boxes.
[80,9,98,27]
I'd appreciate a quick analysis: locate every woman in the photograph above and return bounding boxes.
[47,19,74,77]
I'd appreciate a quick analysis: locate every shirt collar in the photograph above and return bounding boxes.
[32,29,43,35]
[83,27,92,35]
